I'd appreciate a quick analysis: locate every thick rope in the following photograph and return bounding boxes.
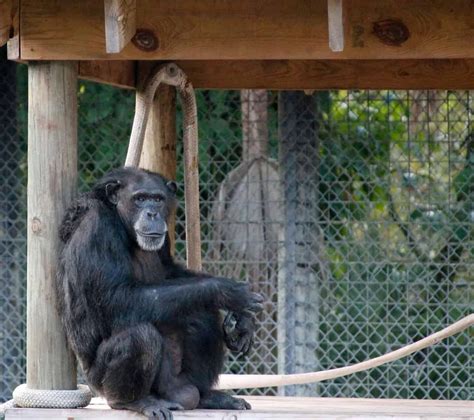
[216,313,474,389]
[125,63,186,167]
[11,384,91,409]
[177,81,201,270]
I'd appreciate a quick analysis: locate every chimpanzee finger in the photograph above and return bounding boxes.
[252,293,264,303]
[247,302,264,313]
[241,335,254,357]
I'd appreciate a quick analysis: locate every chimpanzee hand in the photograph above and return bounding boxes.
[223,311,256,356]
[215,279,264,313]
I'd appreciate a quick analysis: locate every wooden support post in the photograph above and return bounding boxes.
[139,83,177,250]
[27,61,78,390]
[327,0,344,52]
[104,0,136,53]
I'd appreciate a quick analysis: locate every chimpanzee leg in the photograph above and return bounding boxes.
[87,324,182,420]
[182,311,251,410]
[151,333,200,410]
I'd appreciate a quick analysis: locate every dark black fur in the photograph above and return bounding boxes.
[55,167,262,420]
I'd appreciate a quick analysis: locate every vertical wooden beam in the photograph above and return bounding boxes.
[27,61,77,390]
[327,0,344,52]
[104,0,136,53]
[139,83,177,250]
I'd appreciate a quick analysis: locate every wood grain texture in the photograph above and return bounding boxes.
[78,60,135,89]
[20,0,474,60]
[27,61,78,390]
[138,75,177,251]
[173,59,474,90]
[0,0,12,47]
[5,396,474,419]
[104,0,136,53]
[77,59,474,90]
[328,0,344,52]
[3,0,18,59]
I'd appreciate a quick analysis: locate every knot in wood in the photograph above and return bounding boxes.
[132,29,159,51]
[372,19,410,46]
[31,217,43,234]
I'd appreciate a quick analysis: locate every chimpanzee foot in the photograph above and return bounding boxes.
[110,395,184,420]
[198,390,251,410]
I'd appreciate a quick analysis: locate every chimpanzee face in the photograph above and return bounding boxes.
[105,172,177,251]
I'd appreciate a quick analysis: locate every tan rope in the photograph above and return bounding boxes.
[125,63,201,270]
[216,313,474,389]
[178,82,202,270]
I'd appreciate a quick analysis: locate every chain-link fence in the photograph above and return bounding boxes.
[0,54,472,402]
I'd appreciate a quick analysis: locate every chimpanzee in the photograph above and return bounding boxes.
[55,167,264,420]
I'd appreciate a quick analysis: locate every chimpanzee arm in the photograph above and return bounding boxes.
[62,203,262,328]
[109,277,262,327]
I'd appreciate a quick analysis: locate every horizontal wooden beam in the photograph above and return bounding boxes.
[78,59,474,90]
[78,61,135,89]
[20,0,474,60]
[104,0,136,54]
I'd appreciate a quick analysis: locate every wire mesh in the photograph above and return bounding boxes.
[0,55,472,401]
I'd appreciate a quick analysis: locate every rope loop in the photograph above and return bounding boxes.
[12,384,92,408]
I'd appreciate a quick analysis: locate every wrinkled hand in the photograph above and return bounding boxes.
[223,311,256,356]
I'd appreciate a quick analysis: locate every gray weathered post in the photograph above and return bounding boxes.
[27,61,77,390]
[278,91,324,396]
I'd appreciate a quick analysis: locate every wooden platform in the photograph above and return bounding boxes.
[5,397,474,419]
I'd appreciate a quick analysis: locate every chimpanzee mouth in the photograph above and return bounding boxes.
[136,231,166,251]
[136,231,164,238]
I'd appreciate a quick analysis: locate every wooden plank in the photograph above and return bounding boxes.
[6,397,474,419]
[27,61,78,390]
[20,0,474,60]
[2,0,19,59]
[78,60,135,89]
[327,0,344,52]
[173,59,474,90]
[0,0,12,47]
[138,70,177,251]
[77,59,474,91]
[104,0,136,53]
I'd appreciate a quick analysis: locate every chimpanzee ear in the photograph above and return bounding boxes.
[166,181,177,195]
[105,181,121,205]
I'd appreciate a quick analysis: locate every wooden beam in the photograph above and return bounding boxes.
[20,0,474,60]
[104,0,136,53]
[77,59,474,91]
[327,0,344,52]
[6,0,19,59]
[0,0,12,47]
[1,0,19,59]
[138,71,177,251]
[172,59,474,90]
[27,61,77,390]
[78,60,135,89]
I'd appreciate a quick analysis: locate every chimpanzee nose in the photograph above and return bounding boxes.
[147,210,158,219]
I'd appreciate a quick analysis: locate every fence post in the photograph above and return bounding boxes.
[27,61,77,390]
[278,91,324,396]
